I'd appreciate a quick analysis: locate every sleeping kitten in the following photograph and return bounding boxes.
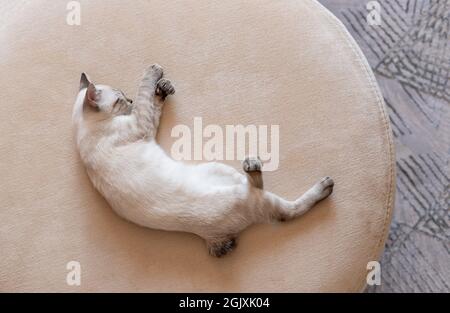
[72,64,334,257]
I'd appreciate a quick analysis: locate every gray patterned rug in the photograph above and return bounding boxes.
[320,0,449,292]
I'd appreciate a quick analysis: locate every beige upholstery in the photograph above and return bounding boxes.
[0,0,395,292]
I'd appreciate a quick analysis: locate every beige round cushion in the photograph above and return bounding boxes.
[0,0,395,292]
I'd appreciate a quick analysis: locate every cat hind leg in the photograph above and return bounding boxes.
[277,176,334,221]
[242,156,264,189]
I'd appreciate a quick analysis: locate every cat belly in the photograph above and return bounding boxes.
[105,179,250,236]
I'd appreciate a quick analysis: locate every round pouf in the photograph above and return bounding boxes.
[0,0,395,292]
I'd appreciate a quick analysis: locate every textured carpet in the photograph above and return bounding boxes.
[320,0,449,292]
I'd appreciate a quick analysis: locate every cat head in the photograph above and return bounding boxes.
[79,73,133,117]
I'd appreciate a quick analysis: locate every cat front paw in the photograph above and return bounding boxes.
[145,63,164,80]
[242,156,262,172]
[156,78,175,98]
[314,176,334,201]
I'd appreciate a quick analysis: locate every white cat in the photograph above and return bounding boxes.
[72,64,334,257]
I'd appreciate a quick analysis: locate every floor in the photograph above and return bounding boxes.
[319,0,449,292]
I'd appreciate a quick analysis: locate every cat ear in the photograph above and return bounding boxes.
[80,73,99,107]
[80,72,92,90]
[85,83,99,108]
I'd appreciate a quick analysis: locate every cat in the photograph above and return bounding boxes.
[72,64,334,257]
